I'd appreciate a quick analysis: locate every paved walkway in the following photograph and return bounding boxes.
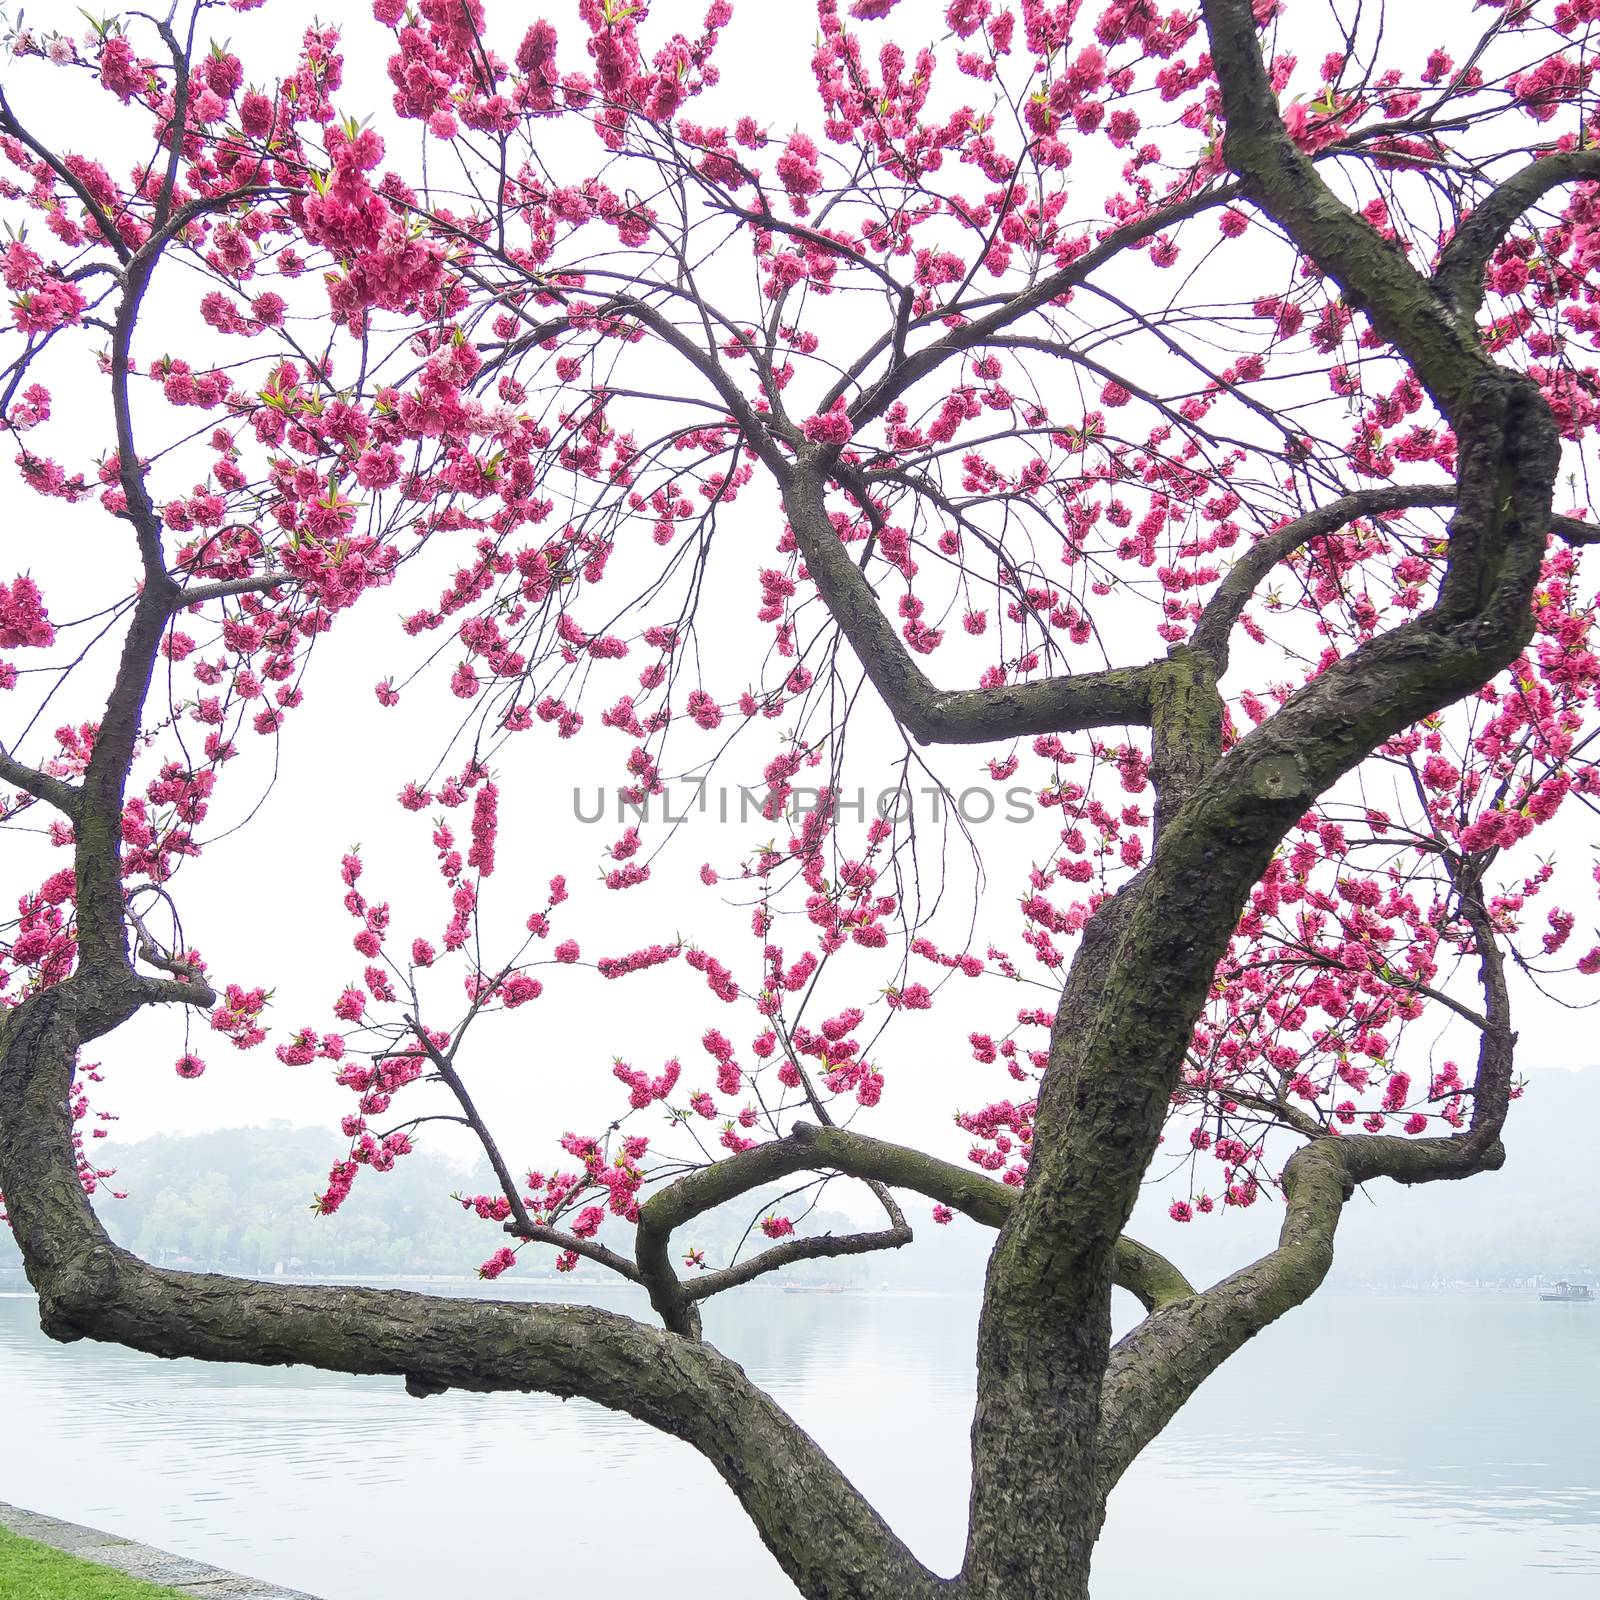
[0,1502,322,1598]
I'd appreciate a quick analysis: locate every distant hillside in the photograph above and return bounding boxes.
[88,1122,488,1278]
[1328,1065,1600,1285]
[1106,1065,1600,1292]
[0,1122,875,1286]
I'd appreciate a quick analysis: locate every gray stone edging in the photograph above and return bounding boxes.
[0,1501,324,1598]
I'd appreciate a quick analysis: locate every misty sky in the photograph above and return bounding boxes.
[4,0,1595,1269]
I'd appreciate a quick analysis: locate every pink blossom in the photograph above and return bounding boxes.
[802,400,854,447]
[478,1246,518,1280]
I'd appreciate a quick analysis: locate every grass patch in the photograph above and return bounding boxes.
[0,1525,193,1598]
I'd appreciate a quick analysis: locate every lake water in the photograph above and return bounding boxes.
[1,1284,1595,1596]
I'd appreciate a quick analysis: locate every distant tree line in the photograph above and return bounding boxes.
[1,1124,897,1284]
[3,1089,1594,1289]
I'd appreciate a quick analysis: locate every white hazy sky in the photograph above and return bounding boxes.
[3,0,1595,1258]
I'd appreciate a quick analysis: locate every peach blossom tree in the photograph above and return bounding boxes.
[3,1,1600,1594]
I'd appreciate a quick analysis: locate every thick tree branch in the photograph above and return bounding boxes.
[1202,0,1487,414]
[1435,148,1600,320]
[1095,1110,1510,1498]
[1112,1236,1197,1315]
[135,972,216,1009]
[0,981,947,1600]
[1095,882,1515,1494]
[0,747,79,819]
[73,235,183,967]
[1147,646,1223,836]
[783,463,1159,744]
[1094,1136,1349,1495]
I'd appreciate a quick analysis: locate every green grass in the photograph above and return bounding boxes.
[0,1526,192,1598]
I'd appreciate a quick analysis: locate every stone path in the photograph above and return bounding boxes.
[0,1502,323,1598]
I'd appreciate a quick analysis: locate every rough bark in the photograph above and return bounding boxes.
[946,7,1563,1593]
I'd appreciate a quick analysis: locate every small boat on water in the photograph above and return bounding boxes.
[1540,1281,1595,1303]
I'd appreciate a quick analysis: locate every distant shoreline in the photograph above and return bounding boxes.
[1,1270,1592,1301]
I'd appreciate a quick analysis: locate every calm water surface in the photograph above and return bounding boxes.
[1,1286,1595,1596]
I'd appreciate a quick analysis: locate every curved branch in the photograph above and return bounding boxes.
[1096,879,1516,1494]
[1189,487,1458,671]
[1113,1235,1198,1315]
[1096,1111,1510,1498]
[783,464,1159,744]
[1191,490,1600,675]
[683,1219,912,1302]
[1095,1136,1349,1495]
[72,192,210,966]
[637,1121,1191,1315]
[0,983,946,1600]
[614,296,793,476]
[1435,148,1600,320]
